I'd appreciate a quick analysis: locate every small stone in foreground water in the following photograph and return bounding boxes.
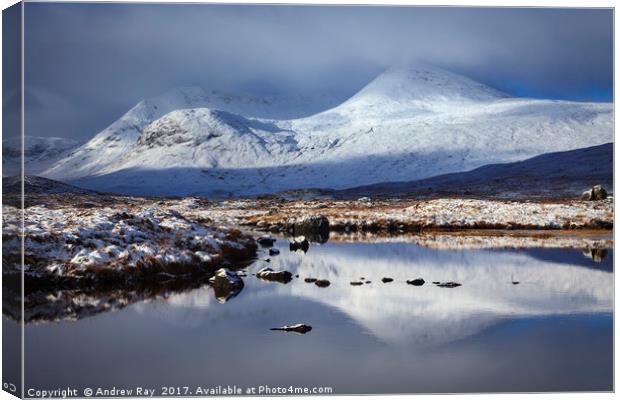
[315,279,330,288]
[407,278,425,286]
[350,281,364,286]
[436,282,462,288]
[271,324,312,334]
[382,277,394,283]
[304,278,317,283]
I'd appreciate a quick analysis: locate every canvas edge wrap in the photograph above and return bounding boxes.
[2,2,24,399]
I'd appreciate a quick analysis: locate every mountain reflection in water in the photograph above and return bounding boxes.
[21,238,613,393]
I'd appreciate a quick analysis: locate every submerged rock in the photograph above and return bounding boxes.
[315,279,330,288]
[256,267,292,283]
[257,236,276,247]
[350,281,364,286]
[271,324,313,334]
[382,277,394,283]
[304,277,318,283]
[209,268,244,303]
[436,282,462,288]
[581,185,608,201]
[269,248,280,256]
[407,278,425,286]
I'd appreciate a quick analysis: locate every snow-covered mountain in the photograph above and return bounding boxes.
[42,65,613,196]
[3,136,80,177]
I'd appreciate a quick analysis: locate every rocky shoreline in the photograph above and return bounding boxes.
[2,193,613,292]
[234,197,613,233]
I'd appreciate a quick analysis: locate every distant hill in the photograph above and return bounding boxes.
[2,136,80,177]
[2,175,98,196]
[337,143,613,199]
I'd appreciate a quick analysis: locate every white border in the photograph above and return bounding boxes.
[0,2,616,400]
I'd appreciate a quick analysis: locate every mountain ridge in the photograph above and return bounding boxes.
[41,65,613,196]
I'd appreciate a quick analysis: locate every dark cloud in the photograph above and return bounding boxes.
[21,3,613,140]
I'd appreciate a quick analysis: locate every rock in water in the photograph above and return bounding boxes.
[256,267,292,283]
[257,236,276,247]
[315,279,330,288]
[289,237,310,253]
[270,324,313,334]
[304,277,318,283]
[269,248,280,256]
[436,282,462,288]
[407,278,425,286]
[350,281,364,286]
[382,277,394,283]
[581,185,608,201]
[582,247,609,263]
[209,268,244,303]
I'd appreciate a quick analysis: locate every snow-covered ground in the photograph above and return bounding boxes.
[205,197,614,231]
[40,65,612,196]
[2,200,257,283]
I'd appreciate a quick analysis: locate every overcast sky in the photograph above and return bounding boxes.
[18,3,614,140]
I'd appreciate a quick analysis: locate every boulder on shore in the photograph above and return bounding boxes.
[581,185,608,201]
[287,215,330,240]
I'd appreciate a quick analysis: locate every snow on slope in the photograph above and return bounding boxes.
[42,87,215,180]
[42,65,613,196]
[2,136,80,177]
[43,87,337,181]
[312,65,509,120]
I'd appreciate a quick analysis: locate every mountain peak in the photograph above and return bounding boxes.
[335,65,508,115]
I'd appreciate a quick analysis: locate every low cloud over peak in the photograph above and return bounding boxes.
[22,4,612,140]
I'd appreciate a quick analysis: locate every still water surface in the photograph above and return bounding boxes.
[24,238,613,394]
